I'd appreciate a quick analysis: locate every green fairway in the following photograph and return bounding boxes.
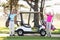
[0,36,60,40]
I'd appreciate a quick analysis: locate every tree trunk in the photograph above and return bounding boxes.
[25,0,39,27]
[40,0,45,24]
[10,0,12,14]
[34,0,39,27]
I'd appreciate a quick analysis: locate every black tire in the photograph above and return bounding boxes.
[40,29,46,36]
[17,29,24,36]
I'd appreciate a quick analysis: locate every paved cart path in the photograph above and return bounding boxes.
[0,34,60,37]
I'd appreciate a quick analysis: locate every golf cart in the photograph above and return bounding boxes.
[15,12,46,36]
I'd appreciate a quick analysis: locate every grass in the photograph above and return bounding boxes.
[0,27,9,34]
[0,27,60,34]
[52,29,60,34]
[0,36,60,40]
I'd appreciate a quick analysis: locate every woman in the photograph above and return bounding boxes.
[9,9,17,36]
[46,12,54,37]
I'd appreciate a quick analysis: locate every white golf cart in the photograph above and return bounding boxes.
[15,24,46,36]
[15,12,46,36]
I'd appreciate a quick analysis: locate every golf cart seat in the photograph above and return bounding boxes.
[23,24,31,28]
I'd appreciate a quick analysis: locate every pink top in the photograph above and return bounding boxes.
[46,14,53,22]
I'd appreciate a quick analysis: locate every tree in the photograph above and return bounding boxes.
[9,0,19,12]
[40,0,45,24]
[34,0,39,27]
[25,0,39,27]
[25,0,45,27]
[6,0,45,27]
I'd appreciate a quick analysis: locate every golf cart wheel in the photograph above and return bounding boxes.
[17,29,24,36]
[40,29,46,36]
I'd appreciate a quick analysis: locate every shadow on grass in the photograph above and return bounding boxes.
[0,36,60,40]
